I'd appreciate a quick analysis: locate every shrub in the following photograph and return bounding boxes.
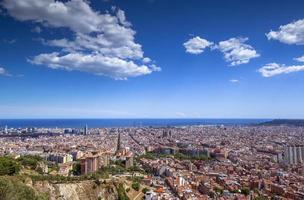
[0,156,20,176]
[132,176,144,183]
[17,155,43,170]
[117,183,129,200]
[0,176,48,200]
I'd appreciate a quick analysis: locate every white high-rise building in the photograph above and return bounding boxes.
[293,146,298,164]
[284,145,304,165]
[4,125,8,134]
[284,146,293,164]
[296,146,303,163]
[84,124,88,135]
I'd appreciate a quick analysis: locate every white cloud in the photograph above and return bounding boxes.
[149,64,161,72]
[0,67,10,76]
[183,36,259,66]
[258,63,304,77]
[183,36,213,54]
[0,67,6,75]
[142,57,151,63]
[46,32,144,59]
[229,79,239,83]
[294,55,304,62]
[116,9,131,27]
[1,0,159,79]
[30,52,154,80]
[266,19,304,45]
[1,0,107,34]
[216,37,260,66]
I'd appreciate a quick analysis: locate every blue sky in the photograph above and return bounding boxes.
[1,0,304,119]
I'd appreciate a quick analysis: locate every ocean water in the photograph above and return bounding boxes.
[0,119,270,128]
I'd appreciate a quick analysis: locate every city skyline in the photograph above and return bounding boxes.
[1,0,304,119]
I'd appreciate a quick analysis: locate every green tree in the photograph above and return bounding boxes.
[214,186,223,194]
[132,181,140,191]
[241,187,250,196]
[71,161,81,176]
[142,187,149,194]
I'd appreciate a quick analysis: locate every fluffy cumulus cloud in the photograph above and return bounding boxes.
[2,0,111,34]
[183,36,259,66]
[294,55,304,62]
[183,36,213,54]
[216,37,260,66]
[1,0,159,79]
[258,63,304,77]
[30,52,153,79]
[266,19,304,45]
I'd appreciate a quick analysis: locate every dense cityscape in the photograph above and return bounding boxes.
[0,123,304,200]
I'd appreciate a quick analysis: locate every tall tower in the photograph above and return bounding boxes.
[284,145,303,165]
[116,132,121,152]
[84,124,88,135]
[284,146,293,165]
[293,146,297,164]
[296,146,303,163]
[4,125,8,134]
[301,146,304,163]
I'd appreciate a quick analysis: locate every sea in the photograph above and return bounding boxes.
[0,119,270,128]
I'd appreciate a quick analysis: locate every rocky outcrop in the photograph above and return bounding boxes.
[33,180,118,200]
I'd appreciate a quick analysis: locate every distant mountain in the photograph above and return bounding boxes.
[260,119,304,126]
